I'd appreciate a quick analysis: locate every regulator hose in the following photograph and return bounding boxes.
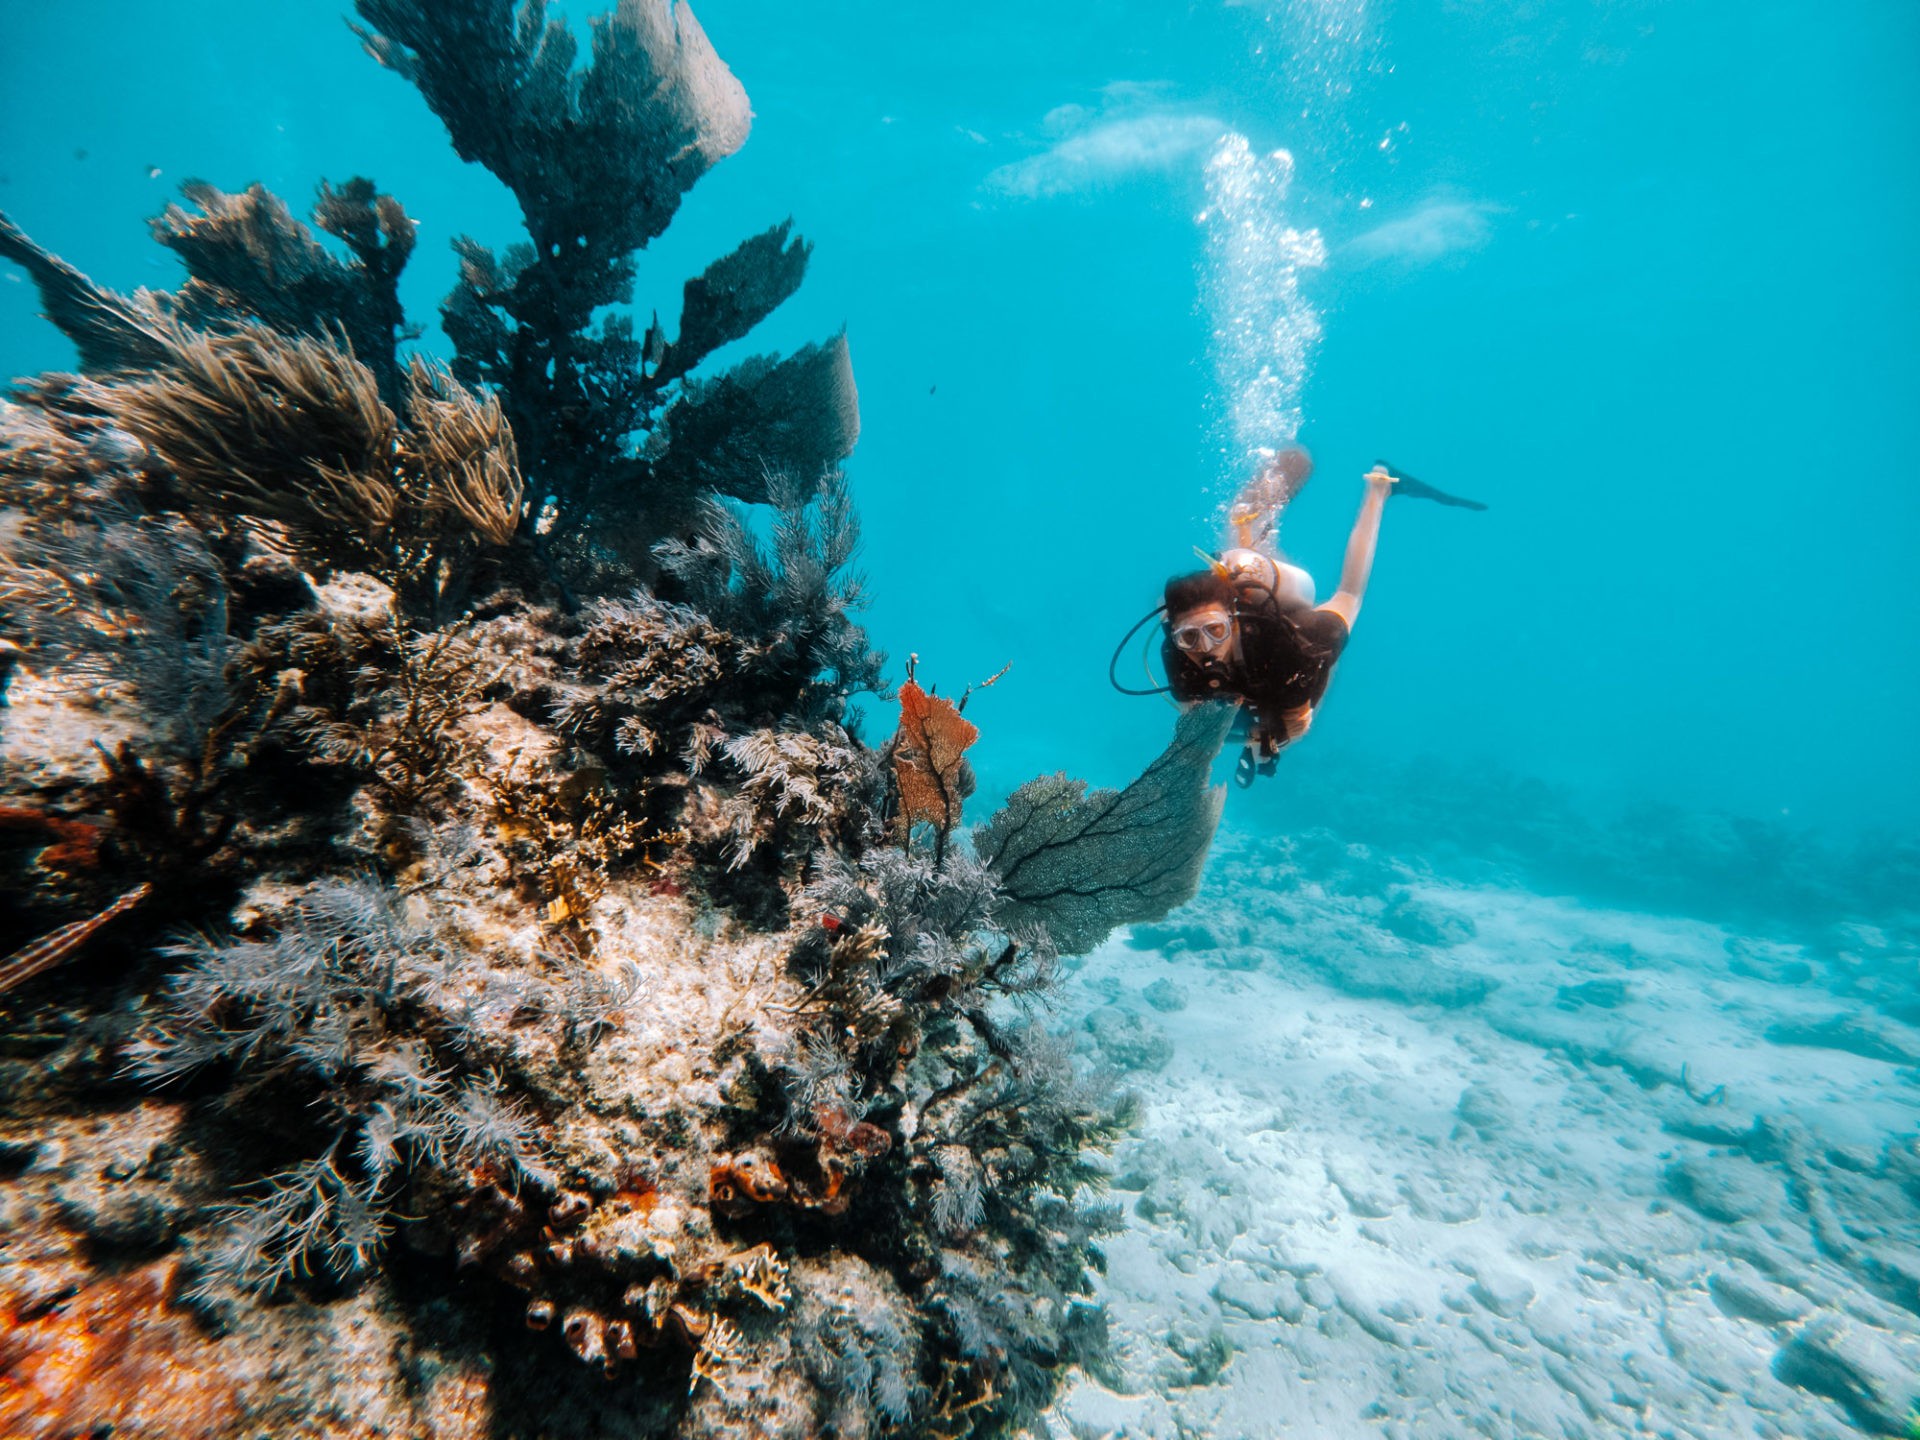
[1109,604,1175,697]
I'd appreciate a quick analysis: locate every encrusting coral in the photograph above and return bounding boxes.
[0,1256,244,1439]
[0,3,1225,1437]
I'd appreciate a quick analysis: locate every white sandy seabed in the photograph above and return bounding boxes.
[1036,824,1920,1440]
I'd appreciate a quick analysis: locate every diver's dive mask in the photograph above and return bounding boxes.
[1171,616,1233,653]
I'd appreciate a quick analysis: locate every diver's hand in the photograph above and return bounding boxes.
[1365,464,1398,492]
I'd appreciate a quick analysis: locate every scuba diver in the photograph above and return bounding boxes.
[1134,449,1484,787]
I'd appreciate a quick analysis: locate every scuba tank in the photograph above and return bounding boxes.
[1216,547,1315,608]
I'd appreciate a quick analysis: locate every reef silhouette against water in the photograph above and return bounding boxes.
[0,3,1233,1436]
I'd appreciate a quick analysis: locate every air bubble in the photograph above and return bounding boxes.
[1200,134,1326,488]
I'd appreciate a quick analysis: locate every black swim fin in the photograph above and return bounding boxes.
[1374,460,1488,511]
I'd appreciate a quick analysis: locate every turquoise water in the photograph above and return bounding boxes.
[4,7,1919,1437]
[5,0,1915,842]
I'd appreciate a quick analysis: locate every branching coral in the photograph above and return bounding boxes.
[293,614,494,816]
[74,318,522,617]
[0,469,299,925]
[0,392,130,515]
[641,338,860,518]
[715,726,873,871]
[0,498,237,757]
[747,672,1138,1433]
[3,197,522,627]
[4,177,421,412]
[103,316,400,534]
[774,837,1129,1417]
[485,759,681,926]
[551,951,647,1052]
[193,1149,391,1297]
[975,701,1236,955]
[153,179,420,406]
[786,845,1014,1063]
[798,847,1011,992]
[351,0,748,263]
[551,593,735,759]
[0,211,177,373]
[711,1242,791,1313]
[792,1272,918,1430]
[352,0,851,573]
[775,837,1130,1434]
[912,1038,1130,1426]
[402,356,525,547]
[656,221,812,386]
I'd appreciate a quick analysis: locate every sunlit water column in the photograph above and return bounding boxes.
[1199,135,1326,528]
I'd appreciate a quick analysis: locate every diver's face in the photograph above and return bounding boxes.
[1171,603,1234,660]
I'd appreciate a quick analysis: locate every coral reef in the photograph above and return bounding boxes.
[0,3,1227,1437]
[153,179,421,407]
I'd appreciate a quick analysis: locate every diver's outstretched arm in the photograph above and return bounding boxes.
[1320,465,1396,628]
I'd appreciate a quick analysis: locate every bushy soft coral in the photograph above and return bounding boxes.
[1,496,236,759]
[793,1273,918,1430]
[552,594,735,759]
[130,879,546,1296]
[151,179,421,406]
[655,469,887,727]
[772,838,1133,1435]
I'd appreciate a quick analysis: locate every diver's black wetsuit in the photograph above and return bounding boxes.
[1163,593,1349,743]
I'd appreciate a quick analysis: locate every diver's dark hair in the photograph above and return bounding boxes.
[1163,569,1234,619]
